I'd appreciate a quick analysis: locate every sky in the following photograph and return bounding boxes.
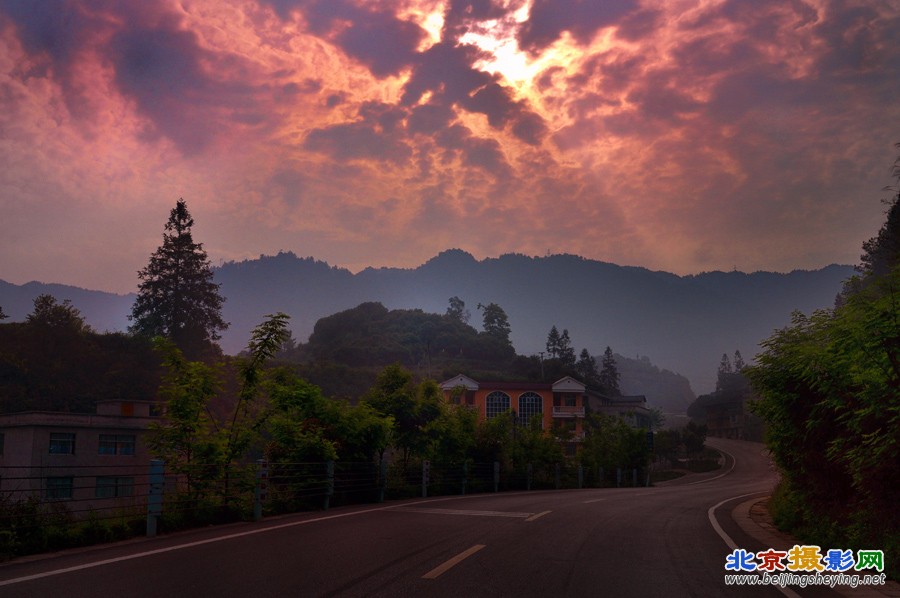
[1,0,899,295]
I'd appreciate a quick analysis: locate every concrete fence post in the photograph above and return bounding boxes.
[421,460,430,498]
[146,459,164,537]
[378,456,387,503]
[577,465,583,489]
[461,461,468,495]
[493,461,500,493]
[324,460,334,510]
[526,463,533,491]
[254,459,268,522]
[554,463,561,489]
[632,468,637,487]
[616,467,622,488]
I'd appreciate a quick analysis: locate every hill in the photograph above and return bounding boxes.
[0,250,853,397]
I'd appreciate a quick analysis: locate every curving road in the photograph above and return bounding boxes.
[1,439,836,597]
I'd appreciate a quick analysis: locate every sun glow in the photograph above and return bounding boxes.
[458,4,545,89]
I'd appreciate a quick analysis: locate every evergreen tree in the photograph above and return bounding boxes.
[598,346,621,396]
[576,348,598,386]
[733,350,745,371]
[0,305,7,320]
[130,199,228,360]
[718,353,732,374]
[545,325,561,357]
[858,144,900,279]
[558,329,576,367]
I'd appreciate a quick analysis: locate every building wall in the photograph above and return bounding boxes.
[441,379,586,442]
[0,406,159,512]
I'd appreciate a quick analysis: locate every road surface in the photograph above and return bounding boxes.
[1,438,835,597]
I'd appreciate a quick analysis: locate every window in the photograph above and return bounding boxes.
[517,392,543,427]
[485,391,510,419]
[49,433,75,455]
[99,434,136,455]
[95,476,134,498]
[46,476,74,500]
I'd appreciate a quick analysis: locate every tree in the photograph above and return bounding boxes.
[545,326,561,357]
[733,350,745,371]
[718,353,732,375]
[681,420,707,455]
[146,338,223,498]
[446,296,470,324]
[857,144,900,279]
[130,199,228,360]
[557,329,576,367]
[364,363,442,467]
[477,302,511,345]
[598,346,620,396]
[747,149,900,576]
[26,294,90,333]
[575,349,599,386]
[0,305,7,320]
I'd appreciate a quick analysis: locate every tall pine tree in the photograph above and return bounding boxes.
[130,199,228,360]
[599,346,621,396]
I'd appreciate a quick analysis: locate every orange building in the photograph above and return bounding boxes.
[439,375,587,446]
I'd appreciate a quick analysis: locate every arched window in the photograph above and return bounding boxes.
[485,391,511,419]
[518,392,544,427]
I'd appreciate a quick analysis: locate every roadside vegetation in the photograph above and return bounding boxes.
[748,145,900,580]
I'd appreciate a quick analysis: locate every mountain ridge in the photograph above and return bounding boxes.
[0,250,854,395]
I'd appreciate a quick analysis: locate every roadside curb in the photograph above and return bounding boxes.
[733,497,900,597]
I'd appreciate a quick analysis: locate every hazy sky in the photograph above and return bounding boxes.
[1,0,899,294]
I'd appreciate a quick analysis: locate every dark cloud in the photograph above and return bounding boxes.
[1,0,88,66]
[408,103,456,135]
[262,0,423,77]
[401,42,493,106]
[517,0,639,54]
[303,102,413,164]
[325,92,346,107]
[109,18,252,154]
[511,112,548,146]
[0,0,106,117]
[462,82,516,127]
[435,124,512,179]
[401,41,549,146]
[1,1,273,154]
[615,9,662,42]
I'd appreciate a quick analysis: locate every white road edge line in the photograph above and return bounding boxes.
[686,445,736,485]
[583,499,605,503]
[422,544,486,579]
[0,492,519,588]
[707,458,801,598]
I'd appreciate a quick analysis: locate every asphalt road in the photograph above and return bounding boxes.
[0,439,834,597]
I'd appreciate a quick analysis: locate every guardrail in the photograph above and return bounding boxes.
[0,458,648,560]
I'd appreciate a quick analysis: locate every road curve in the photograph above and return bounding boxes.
[1,439,826,597]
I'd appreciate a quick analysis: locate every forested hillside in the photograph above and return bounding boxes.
[0,252,852,395]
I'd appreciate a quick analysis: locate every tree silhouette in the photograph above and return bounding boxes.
[446,296,470,324]
[598,346,620,396]
[557,329,576,367]
[130,199,228,360]
[477,302,511,344]
[545,325,561,357]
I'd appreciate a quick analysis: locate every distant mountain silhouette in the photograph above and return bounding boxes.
[0,250,853,396]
